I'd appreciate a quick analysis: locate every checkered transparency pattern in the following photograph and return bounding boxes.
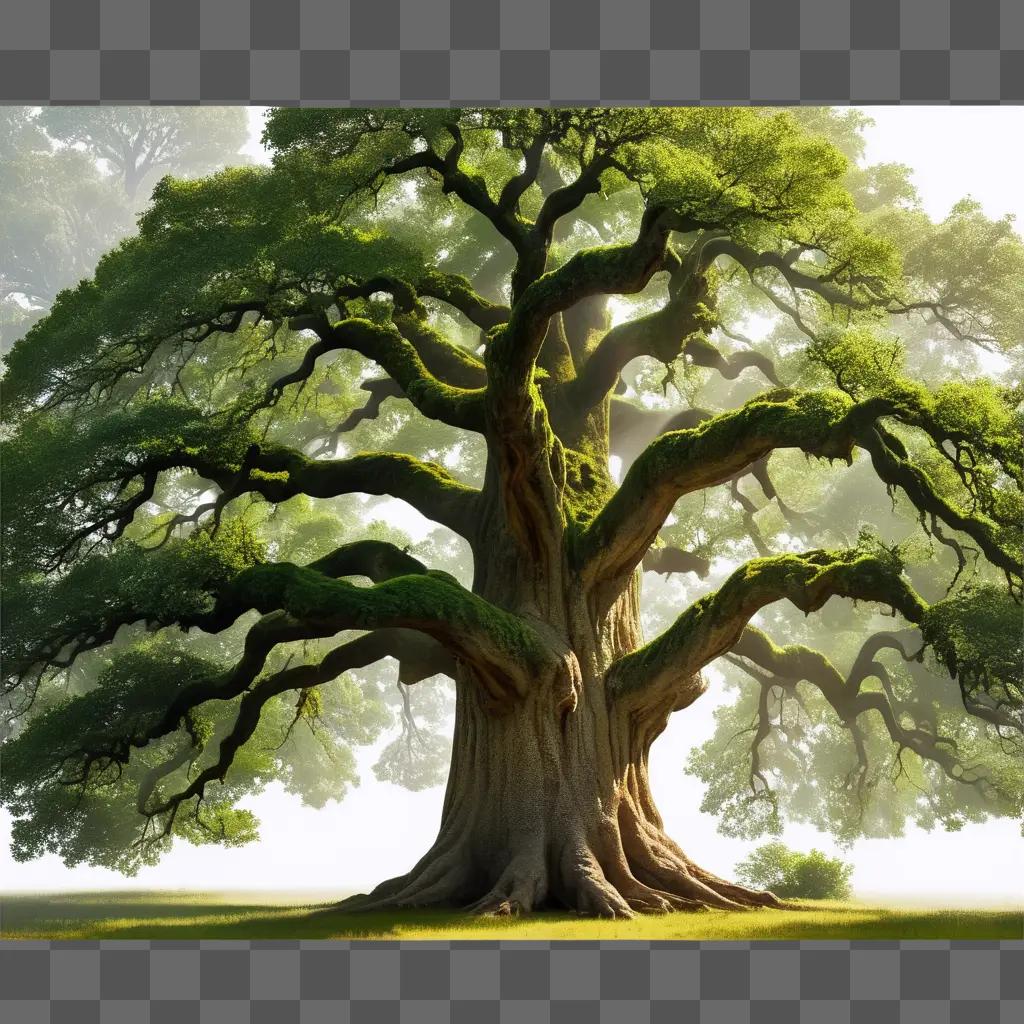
[0,941,1021,1020]
[1,0,1022,1019]
[0,0,1021,102]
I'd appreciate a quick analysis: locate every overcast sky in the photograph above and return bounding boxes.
[2,107,1021,906]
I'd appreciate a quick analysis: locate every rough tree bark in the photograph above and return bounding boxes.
[340,558,781,918]
[336,256,786,918]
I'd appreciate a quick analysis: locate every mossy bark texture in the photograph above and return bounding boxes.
[339,360,782,917]
[341,574,779,917]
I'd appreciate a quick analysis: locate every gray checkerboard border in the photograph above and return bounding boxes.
[0,0,1022,102]
[1,940,1022,1020]
[2,0,1022,1019]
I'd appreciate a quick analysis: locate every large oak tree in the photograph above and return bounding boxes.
[2,109,1021,917]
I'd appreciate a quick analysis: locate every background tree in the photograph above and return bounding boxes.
[735,842,853,901]
[2,109,1021,918]
[0,108,249,353]
[37,107,251,203]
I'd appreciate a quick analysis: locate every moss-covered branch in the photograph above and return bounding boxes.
[607,548,928,708]
[304,539,429,583]
[580,388,1022,589]
[212,446,479,539]
[128,447,478,554]
[579,390,883,583]
[493,206,705,390]
[271,314,485,432]
[159,448,480,551]
[570,319,781,414]
[209,566,551,714]
[564,270,716,410]
[859,425,1020,585]
[6,535,549,771]
[414,270,510,330]
[479,207,712,559]
[4,538,440,714]
[533,155,616,249]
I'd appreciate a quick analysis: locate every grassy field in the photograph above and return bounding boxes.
[2,891,1021,940]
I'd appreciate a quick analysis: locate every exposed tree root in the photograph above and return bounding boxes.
[466,851,549,917]
[334,820,784,918]
[332,676,785,920]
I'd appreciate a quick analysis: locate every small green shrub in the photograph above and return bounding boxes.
[735,841,854,900]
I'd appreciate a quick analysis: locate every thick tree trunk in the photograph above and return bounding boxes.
[340,579,781,917]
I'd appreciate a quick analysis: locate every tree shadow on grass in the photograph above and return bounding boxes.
[1,893,491,940]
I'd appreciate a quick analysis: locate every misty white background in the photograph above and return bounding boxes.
[2,108,1021,905]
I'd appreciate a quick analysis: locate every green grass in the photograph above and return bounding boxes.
[2,892,1021,940]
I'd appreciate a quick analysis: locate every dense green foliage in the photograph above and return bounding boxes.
[1,107,1021,878]
[735,842,854,900]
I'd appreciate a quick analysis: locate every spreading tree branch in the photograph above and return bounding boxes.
[275,313,485,431]
[579,389,1022,590]
[15,541,553,778]
[193,559,554,706]
[9,539,435,697]
[479,206,714,556]
[385,133,529,258]
[707,236,1001,348]
[42,441,481,578]
[859,424,1019,585]
[414,270,510,330]
[134,629,451,825]
[729,627,1007,799]
[565,233,781,413]
[492,205,706,392]
[579,391,881,584]
[606,548,928,708]
[335,376,405,433]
